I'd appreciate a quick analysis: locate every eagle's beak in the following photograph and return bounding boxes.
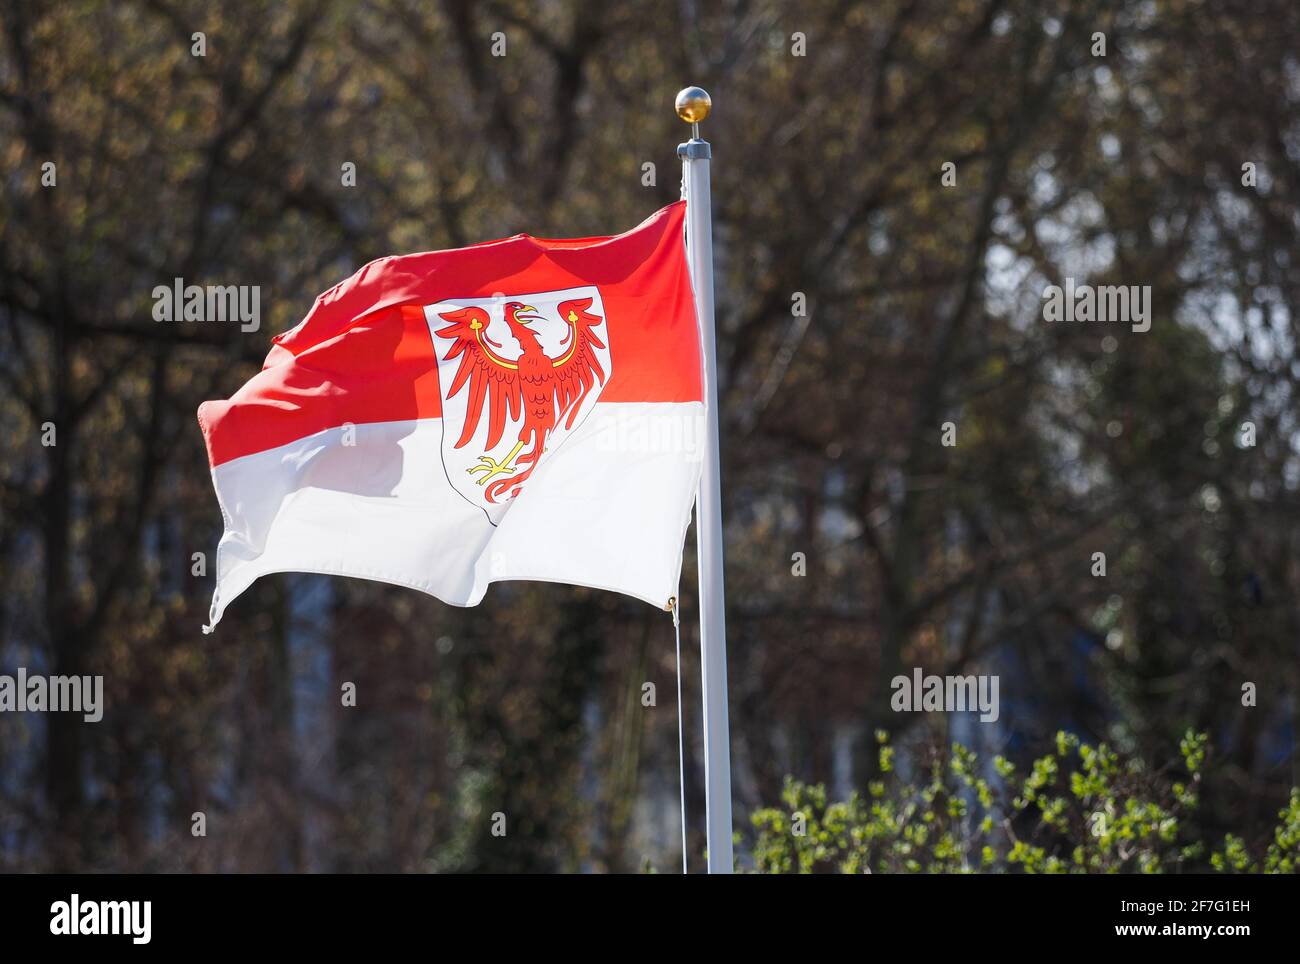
[516,305,540,323]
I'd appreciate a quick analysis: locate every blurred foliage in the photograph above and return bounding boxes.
[751,730,1300,873]
[1,0,1298,870]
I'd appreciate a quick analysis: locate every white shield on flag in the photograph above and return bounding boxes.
[424,286,612,525]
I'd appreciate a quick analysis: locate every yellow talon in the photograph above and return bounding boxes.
[467,440,525,486]
[468,456,515,485]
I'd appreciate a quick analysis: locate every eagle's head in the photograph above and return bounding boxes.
[503,301,542,340]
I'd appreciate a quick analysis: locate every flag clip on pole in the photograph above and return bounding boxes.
[676,86,734,874]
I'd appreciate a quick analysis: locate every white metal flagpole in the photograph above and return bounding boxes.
[675,85,734,874]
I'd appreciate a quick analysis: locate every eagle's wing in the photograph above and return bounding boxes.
[550,297,608,429]
[434,307,524,449]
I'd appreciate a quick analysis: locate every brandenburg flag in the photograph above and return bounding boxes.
[198,203,704,630]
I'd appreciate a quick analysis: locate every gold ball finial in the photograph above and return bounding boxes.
[675,86,712,124]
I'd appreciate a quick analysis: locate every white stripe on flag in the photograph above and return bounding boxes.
[205,402,705,628]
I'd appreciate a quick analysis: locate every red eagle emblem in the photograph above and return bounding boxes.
[433,294,608,507]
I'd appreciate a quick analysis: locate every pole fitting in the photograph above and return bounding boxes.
[674,86,712,124]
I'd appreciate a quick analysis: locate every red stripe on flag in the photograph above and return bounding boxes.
[199,202,702,467]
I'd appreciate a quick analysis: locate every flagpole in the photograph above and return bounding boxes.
[676,86,734,874]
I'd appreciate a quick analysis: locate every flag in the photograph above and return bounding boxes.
[198,202,704,630]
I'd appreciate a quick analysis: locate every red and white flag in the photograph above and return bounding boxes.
[198,202,704,631]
